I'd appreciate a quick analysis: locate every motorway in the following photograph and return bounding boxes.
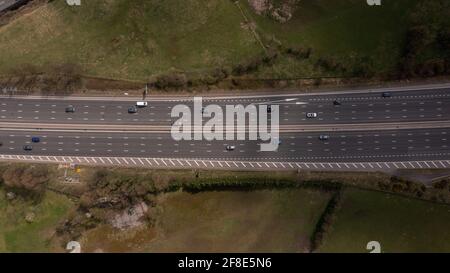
[0,0,26,12]
[1,88,449,125]
[0,84,449,170]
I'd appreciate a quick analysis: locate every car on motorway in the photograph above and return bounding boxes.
[128,106,138,114]
[65,106,75,113]
[136,101,148,107]
[31,137,40,143]
[226,145,235,151]
[23,145,33,151]
[382,92,392,98]
[319,135,330,141]
[306,112,318,118]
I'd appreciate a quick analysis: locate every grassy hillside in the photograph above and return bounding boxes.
[320,188,450,253]
[1,0,444,84]
[0,0,261,80]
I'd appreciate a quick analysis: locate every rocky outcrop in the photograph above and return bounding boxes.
[247,0,300,23]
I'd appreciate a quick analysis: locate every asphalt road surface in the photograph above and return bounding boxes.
[0,84,449,170]
[0,128,448,162]
[0,0,26,12]
[1,87,449,125]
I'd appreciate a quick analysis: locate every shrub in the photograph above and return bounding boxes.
[2,164,49,195]
[152,72,187,90]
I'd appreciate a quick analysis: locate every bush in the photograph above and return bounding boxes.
[316,57,345,73]
[2,164,49,195]
[285,47,312,59]
[310,190,343,252]
[352,57,375,78]
[232,50,279,76]
[404,26,433,57]
[437,28,450,52]
[151,72,187,90]
[81,169,173,210]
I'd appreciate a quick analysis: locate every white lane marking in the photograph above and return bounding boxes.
[153,159,160,166]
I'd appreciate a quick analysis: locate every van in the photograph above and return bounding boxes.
[136,101,148,107]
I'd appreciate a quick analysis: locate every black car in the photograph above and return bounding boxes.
[333,100,341,105]
[128,106,138,114]
[23,145,33,151]
[226,145,236,151]
[319,135,330,141]
[382,92,392,98]
[267,105,272,113]
[65,106,75,113]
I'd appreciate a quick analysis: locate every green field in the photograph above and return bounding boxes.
[320,188,450,253]
[1,184,450,252]
[0,189,74,253]
[0,0,260,80]
[81,189,332,253]
[0,0,431,81]
[244,0,419,77]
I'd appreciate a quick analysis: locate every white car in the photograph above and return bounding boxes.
[306,112,318,118]
[136,101,148,107]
